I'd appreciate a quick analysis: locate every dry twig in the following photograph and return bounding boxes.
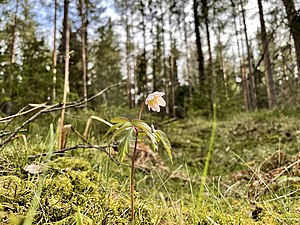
[0,83,122,149]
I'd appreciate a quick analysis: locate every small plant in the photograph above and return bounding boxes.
[104,91,172,224]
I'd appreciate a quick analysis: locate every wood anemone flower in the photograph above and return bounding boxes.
[145,91,166,112]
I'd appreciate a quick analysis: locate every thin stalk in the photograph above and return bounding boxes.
[131,131,138,225]
[197,103,217,208]
[131,100,145,225]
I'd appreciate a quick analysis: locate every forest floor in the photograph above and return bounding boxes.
[0,108,300,224]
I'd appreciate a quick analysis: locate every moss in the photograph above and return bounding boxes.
[50,157,92,171]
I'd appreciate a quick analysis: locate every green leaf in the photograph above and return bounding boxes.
[76,207,83,225]
[132,121,157,150]
[132,120,152,132]
[146,130,158,151]
[110,121,134,142]
[155,130,172,163]
[103,122,125,139]
[111,117,129,124]
[118,127,136,162]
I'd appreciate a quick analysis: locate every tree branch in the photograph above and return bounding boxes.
[0,83,122,149]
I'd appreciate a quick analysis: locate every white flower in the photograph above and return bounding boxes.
[145,91,166,112]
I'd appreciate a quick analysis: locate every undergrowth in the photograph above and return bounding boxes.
[0,108,300,224]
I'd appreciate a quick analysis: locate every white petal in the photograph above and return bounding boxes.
[157,97,166,107]
[153,91,165,97]
[146,93,155,101]
[155,104,160,112]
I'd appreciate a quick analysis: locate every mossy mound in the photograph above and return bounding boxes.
[0,157,157,224]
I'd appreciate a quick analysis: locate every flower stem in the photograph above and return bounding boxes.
[131,129,138,225]
[138,101,145,121]
[131,101,145,225]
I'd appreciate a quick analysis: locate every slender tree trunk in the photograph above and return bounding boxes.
[141,1,148,98]
[52,0,57,103]
[217,24,228,99]
[130,12,136,107]
[169,43,175,117]
[168,10,176,117]
[79,0,88,108]
[282,0,300,78]
[59,2,70,150]
[11,0,18,65]
[7,0,19,114]
[125,0,132,108]
[169,49,175,117]
[193,0,205,85]
[240,0,257,110]
[257,0,277,108]
[183,8,192,97]
[238,10,250,110]
[133,59,137,107]
[62,0,69,58]
[159,0,169,115]
[202,0,215,104]
[231,0,249,111]
[150,3,157,92]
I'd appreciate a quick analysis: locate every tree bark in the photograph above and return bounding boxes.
[168,14,176,118]
[217,23,228,99]
[11,0,18,65]
[231,0,249,111]
[240,0,257,110]
[79,0,88,108]
[141,1,148,98]
[62,0,69,58]
[202,0,215,103]
[7,0,19,114]
[150,2,156,92]
[159,0,169,115]
[257,0,277,109]
[59,3,70,150]
[183,7,192,97]
[52,0,57,103]
[282,0,300,78]
[193,0,205,85]
[124,0,132,108]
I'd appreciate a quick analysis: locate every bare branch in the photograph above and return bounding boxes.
[0,83,122,149]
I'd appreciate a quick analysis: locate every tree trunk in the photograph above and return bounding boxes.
[257,0,277,109]
[52,0,57,103]
[131,12,136,107]
[141,1,148,98]
[202,0,215,104]
[168,14,176,118]
[79,0,88,108]
[125,0,132,108]
[193,0,205,85]
[11,0,18,65]
[282,0,300,78]
[231,0,249,111]
[159,0,169,115]
[217,23,228,100]
[240,0,257,110]
[183,8,192,97]
[59,2,70,150]
[62,0,69,58]
[7,0,19,114]
[150,3,156,92]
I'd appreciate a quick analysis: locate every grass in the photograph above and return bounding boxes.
[0,108,300,224]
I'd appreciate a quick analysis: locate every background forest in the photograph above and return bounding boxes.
[1,0,300,224]
[0,0,299,115]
